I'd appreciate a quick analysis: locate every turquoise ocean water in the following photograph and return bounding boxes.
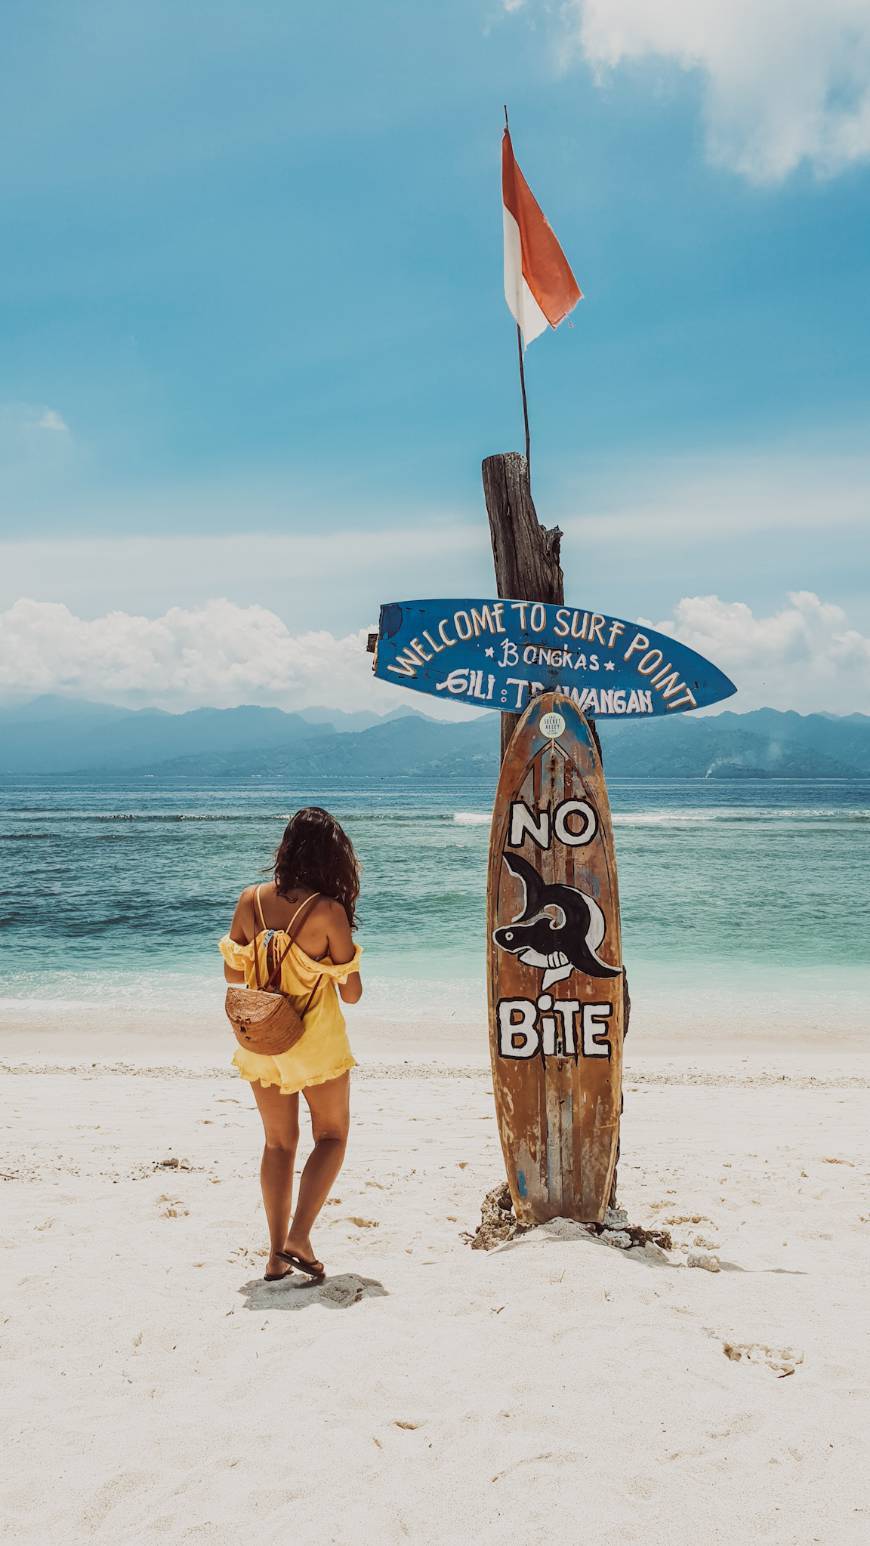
[1,777,868,1046]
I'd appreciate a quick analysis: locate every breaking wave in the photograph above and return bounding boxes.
[614,808,870,827]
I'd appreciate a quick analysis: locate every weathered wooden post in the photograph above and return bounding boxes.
[481,452,630,1211]
[481,453,564,759]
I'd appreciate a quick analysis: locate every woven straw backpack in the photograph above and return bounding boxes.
[225,891,322,1057]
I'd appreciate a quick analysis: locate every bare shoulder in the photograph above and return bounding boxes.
[316,896,358,979]
[313,897,355,946]
[228,884,259,945]
[315,896,350,927]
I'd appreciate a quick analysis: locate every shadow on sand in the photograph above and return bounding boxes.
[239,1272,389,1311]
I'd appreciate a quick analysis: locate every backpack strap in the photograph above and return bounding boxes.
[250,887,265,990]
[264,893,321,993]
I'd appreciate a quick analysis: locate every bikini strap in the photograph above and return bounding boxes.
[285,891,320,933]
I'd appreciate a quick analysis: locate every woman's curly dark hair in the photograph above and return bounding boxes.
[273,806,360,928]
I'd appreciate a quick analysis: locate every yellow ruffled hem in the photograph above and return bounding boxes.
[231,1052,357,1097]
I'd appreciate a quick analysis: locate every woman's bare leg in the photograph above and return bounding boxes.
[286,1072,350,1270]
[251,1080,300,1279]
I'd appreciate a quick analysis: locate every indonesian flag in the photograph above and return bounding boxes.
[502,128,582,347]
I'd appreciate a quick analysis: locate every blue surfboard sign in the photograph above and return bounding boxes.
[372,598,736,717]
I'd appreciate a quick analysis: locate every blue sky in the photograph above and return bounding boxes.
[1,1,869,712]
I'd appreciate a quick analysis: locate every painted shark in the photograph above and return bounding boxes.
[492,850,622,990]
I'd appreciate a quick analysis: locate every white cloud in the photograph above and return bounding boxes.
[1,592,866,717]
[0,598,475,718]
[556,0,870,182]
[36,409,69,433]
[0,402,71,438]
[654,591,870,712]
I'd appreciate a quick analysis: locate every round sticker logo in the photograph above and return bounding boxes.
[540,711,566,739]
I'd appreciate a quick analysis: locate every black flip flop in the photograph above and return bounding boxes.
[278,1250,325,1281]
[263,1264,295,1282]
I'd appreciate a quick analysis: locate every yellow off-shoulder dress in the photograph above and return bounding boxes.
[218,927,361,1096]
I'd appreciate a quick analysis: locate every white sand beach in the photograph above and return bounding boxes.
[2,1022,869,1546]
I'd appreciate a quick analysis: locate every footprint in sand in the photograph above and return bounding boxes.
[722,1341,803,1376]
[157,1194,189,1218]
[347,1216,379,1228]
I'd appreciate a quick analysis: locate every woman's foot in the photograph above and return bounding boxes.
[264,1252,295,1281]
[281,1233,324,1277]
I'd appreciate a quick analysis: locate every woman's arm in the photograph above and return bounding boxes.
[223,888,254,983]
[325,900,363,1004]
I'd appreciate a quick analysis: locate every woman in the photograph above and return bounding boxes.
[219,806,362,1284]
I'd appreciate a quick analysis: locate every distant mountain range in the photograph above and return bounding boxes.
[0,696,417,775]
[1,695,869,780]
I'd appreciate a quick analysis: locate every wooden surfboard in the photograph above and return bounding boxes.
[486,691,624,1224]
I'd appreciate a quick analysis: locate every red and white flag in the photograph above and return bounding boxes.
[502,128,582,347]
